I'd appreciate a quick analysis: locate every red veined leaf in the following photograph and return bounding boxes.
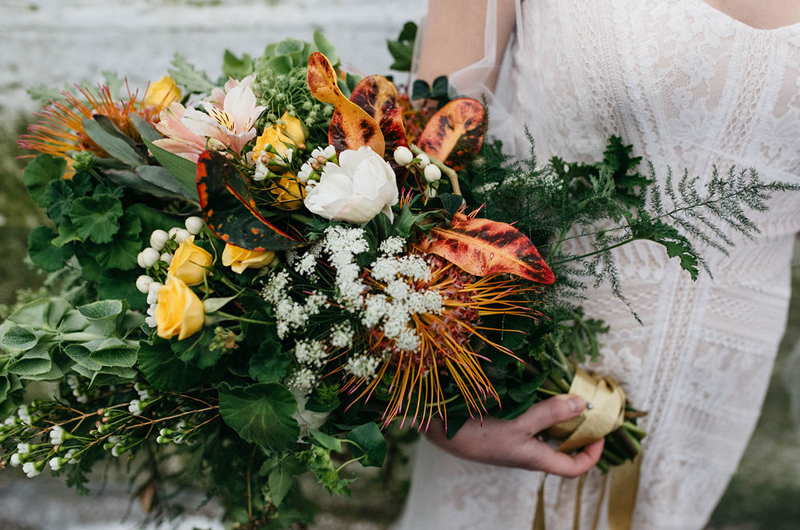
[307,52,385,157]
[197,151,299,251]
[415,213,555,284]
[417,98,487,171]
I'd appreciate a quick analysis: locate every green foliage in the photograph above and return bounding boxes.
[387,22,417,71]
[346,423,387,467]
[222,50,254,80]
[22,154,66,206]
[412,76,450,107]
[217,382,300,452]
[169,54,215,94]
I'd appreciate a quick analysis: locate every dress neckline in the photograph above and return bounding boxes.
[694,0,800,33]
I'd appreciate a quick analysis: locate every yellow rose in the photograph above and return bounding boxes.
[168,236,213,286]
[155,276,205,340]
[253,112,307,157]
[222,243,275,274]
[144,76,182,108]
[271,175,305,211]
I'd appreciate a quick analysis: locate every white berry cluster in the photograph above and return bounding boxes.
[136,216,204,328]
[298,145,336,183]
[393,146,442,198]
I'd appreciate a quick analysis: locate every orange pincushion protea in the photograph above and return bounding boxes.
[342,254,543,431]
[18,83,166,167]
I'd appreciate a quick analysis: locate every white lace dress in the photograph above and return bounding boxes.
[395,1,800,529]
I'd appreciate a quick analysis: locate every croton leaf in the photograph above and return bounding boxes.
[347,75,409,156]
[417,98,487,171]
[307,52,385,157]
[196,151,299,251]
[416,213,555,284]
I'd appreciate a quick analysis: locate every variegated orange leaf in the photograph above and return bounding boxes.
[307,52,385,157]
[417,98,487,171]
[197,151,299,252]
[348,75,409,155]
[416,213,555,284]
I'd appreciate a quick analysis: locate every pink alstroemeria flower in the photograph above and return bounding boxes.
[153,75,265,162]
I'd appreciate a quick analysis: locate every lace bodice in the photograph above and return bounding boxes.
[396,1,800,529]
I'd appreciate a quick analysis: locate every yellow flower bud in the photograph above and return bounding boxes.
[278,112,307,148]
[271,175,305,211]
[167,236,213,286]
[222,243,275,274]
[155,276,205,340]
[144,76,182,108]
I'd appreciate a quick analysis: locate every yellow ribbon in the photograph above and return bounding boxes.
[533,368,641,530]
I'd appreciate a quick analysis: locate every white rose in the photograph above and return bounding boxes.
[303,146,399,224]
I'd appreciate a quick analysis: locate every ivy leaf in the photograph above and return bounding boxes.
[22,154,66,207]
[249,330,287,383]
[346,423,386,467]
[28,226,75,273]
[69,194,123,244]
[218,382,299,453]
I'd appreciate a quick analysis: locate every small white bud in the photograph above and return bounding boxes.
[149,229,169,251]
[128,400,142,416]
[160,252,173,265]
[146,291,158,304]
[111,445,125,457]
[185,216,204,235]
[10,453,21,467]
[393,146,414,166]
[174,229,191,243]
[146,306,156,317]
[138,248,160,269]
[17,443,30,454]
[416,153,430,168]
[424,164,442,183]
[145,316,157,328]
[168,227,180,238]
[425,187,437,199]
[23,462,42,478]
[49,457,61,471]
[135,275,154,294]
[148,282,163,294]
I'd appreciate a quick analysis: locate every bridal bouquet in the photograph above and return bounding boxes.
[1,29,789,527]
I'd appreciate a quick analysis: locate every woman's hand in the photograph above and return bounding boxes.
[425,395,605,478]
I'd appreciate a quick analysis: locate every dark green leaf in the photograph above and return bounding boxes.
[387,22,417,71]
[84,211,142,270]
[28,226,74,272]
[138,341,215,391]
[312,31,339,66]
[65,344,103,371]
[249,331,287,383]
[142,137,199,201]
[218,382,299,452]
[44,179,74,224]
[310,429,343,452]
[69,194,123,244]
[88,338,137,368]
[171,329,222,369]
[268,467,293,507]
[51,222,81,247]
[129,113,163,144]
[82,118,144,167]
[22,155,66,207]
[97,269,147,311]
[346,423,386,467]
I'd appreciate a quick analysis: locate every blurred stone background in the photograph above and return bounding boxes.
[1,0,799,528]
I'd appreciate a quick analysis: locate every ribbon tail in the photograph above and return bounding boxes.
[608,452,642,530]
[533,474,548,530]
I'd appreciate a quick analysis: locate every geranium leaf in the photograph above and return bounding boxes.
[28,226,75,273]
[218,382,300,452]
[69,194,123,244]
[416,213,555,284]
[307,52,385,156]
[22,154,66,207]
[83,211,142,270]
[197,151,299,252]
[417,98,487,171]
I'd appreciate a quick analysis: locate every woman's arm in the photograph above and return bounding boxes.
[415,0,517,90]
[425,395,605,477]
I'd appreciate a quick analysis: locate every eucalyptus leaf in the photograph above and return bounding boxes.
[129,113,163,144]
[0,325,39,352]
[6,345,52,377]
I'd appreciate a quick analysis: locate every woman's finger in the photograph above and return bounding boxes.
[528,439,605,478]
[517,394,586,433]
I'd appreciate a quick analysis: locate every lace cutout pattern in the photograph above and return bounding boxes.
[396,1,800,529]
